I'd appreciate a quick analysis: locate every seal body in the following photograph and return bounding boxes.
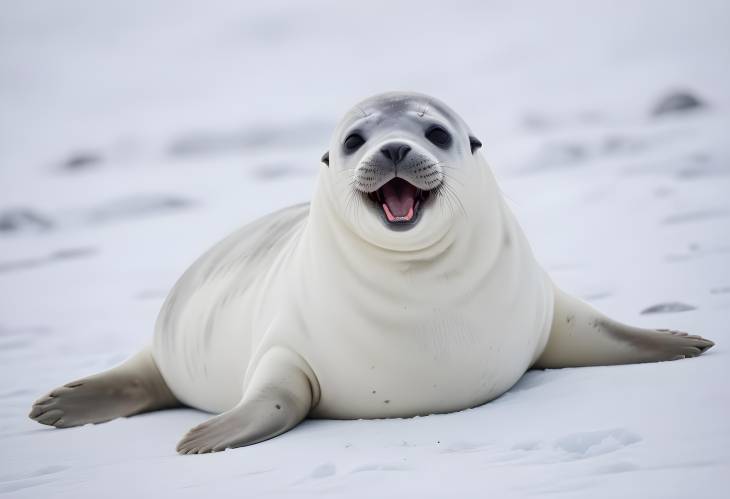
[30,92,713,454]
[153,175,553,418]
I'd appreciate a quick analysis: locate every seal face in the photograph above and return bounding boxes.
[29,91,714,455]
[323,92,482,240]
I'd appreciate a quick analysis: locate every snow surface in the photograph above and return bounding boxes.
[1,0,729,497]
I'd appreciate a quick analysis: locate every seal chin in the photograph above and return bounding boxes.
[365,177,432,230]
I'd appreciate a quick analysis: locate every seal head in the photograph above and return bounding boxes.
[321,92,483,251]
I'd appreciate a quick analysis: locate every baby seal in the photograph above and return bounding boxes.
[29,92,714,454]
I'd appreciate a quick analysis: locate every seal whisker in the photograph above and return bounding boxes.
[436,164,466,188]
[435,180,466,219]
[434,171,467,218]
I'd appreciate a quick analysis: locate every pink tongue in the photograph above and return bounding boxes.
[381,179,417,222]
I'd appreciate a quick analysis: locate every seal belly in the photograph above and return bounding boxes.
[153,204,309,413]
[307,289,550,419]
[301,200,554,419]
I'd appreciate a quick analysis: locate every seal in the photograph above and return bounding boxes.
[29,92,715,454]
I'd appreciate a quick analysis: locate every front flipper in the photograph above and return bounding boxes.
[535,287,714,368]
[176,347,319,454]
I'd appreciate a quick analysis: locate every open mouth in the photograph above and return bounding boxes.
[367,177,431,226]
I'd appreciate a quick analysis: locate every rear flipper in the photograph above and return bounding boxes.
[29,345,178,428]
[535,287,714,368]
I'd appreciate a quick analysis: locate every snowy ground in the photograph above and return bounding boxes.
[1,1,729,497]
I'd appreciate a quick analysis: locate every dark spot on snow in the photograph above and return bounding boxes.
[661,209,729,225]
[710,286,730,295]
[0,247,97,274]
[0,258,44,273]
[60,151,103,171]
[541,142,587,165]
[653,187,675,198]
[651,90,705,117]
[88,195,193,224]
[689,152,711,165]
[51,247,97,260]
[0,325,50,338]
[371,390,376,394]
[167,121,332,158]
[640,302,696,315]
[0,338,32,350]
[595,461,641,474]
[566,314,574,324]
[676,152,729,179]
[602,135,644,155]
[0,209,53,234]
[275,404,281,410]
[384,400,390,404]
[521,113,552,132]
[666,243,730,263]
[253,163,310,180]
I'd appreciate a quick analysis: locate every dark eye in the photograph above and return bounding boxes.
[344,133,365,152]
[425,126,452,148]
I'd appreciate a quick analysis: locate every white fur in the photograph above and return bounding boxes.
[153,151,554,418]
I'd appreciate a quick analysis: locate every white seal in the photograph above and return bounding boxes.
[30,92,714,454]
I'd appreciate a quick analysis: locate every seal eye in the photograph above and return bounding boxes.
[344,133,365,153]
[425,126,452,148]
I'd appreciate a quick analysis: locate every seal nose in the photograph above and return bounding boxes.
[380,143,411,165]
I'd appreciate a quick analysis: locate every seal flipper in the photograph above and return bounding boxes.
[29,345,178,428]
[534,287,714,368]
[176,347,318,454]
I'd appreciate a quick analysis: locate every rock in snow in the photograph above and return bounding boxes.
[651,90,706,116]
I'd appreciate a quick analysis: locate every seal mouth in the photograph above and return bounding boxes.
[367,178,431,226]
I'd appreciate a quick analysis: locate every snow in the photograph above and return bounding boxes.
[1,0,729,497]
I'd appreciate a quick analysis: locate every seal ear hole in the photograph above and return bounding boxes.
[321,151,329,166]
[425,125,452,148]
[469,136,482,153]
[343,133,365,153]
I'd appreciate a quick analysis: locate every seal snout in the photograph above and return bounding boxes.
[354,138,443,228]
[368,178,430,224]
[380,143,411,165]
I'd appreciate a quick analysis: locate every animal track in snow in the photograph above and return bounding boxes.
[0,465,69,494]
[350,463,409,473]
[308,463,336,479]
[440,440,492,454]
[554,428,641,459]
[641,302,696,314]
